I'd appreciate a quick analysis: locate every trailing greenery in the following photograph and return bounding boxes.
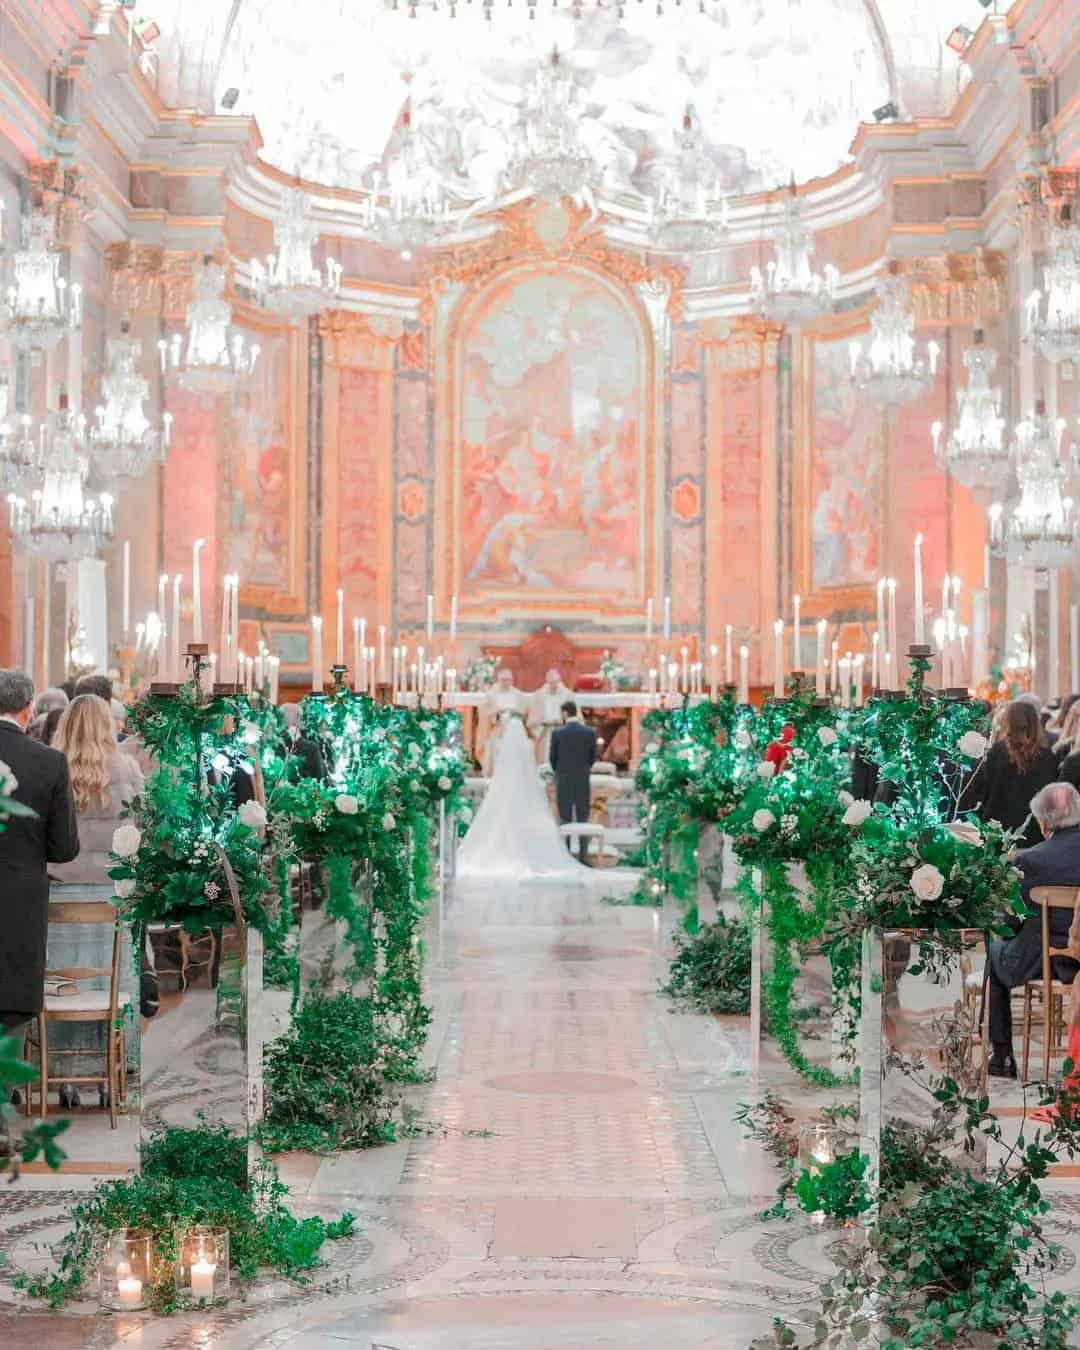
[661,913,752,1014]
[0,1034,67,1179]
[260,993,401,1154]
[18,1122,355,1310]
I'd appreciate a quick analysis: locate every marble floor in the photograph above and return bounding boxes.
[4,876,1080,1348]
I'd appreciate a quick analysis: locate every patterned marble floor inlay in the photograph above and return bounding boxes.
[5,875,1080,1347]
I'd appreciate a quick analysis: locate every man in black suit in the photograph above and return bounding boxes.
[550,700,597,863]
[987,781,1080,1077]
[0,669,79,1047]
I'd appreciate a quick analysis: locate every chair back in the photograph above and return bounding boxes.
[1030,886,1080,983]
[46,899,122,1022]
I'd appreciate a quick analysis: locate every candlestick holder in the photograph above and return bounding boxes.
[176,1226,229,1305]
[98,1228,153,1311]
[184,643,211,704]
[330,664,349,695]
[148,681,181,699]
[212,682,243,698]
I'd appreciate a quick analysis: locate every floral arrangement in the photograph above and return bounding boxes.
[463,654,500,692]
[599,651,632,689]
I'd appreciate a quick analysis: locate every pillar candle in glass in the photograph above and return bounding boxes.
[773,619,784,698]
[192,538,206,642]
[311,615,323,693]
[738,644,749,706]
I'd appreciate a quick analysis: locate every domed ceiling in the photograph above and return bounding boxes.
[145,0,987,201]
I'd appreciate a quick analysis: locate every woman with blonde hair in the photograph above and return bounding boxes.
[49,694,144,883]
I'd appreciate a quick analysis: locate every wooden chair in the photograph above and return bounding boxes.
[1021,885,1080,1083]
[25,900,128,1127]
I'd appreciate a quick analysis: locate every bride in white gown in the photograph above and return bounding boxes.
[457,712,589,883]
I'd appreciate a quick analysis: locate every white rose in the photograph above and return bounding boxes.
[437,775,452,792]
[238,800,267,830]
[756,761,775,780]
[843,799,873,827]
[114,878,136,899]
[645,741,660,754]
[241,720,261,746]
[335,794,359,815]
[958,730,988,760]
[909,863,945,902]
[837,791,854,807]
[382,812,397,832]
[111,824,142,858]
[734,729,752,750]
[752,809,775,832]
[817,727,838,747]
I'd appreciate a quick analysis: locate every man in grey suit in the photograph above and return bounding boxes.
[549,701,597,862]
[986,781,1080,1078]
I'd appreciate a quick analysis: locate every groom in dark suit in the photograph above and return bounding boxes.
[550,701,597,862]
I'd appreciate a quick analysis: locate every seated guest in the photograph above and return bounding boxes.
[28,688,68,742]
[280,703,325,781]
[48,694,144,884]
[986,782,1080,1078]
[0,669,79,1050]
[1054,699,1080,766]
[73,674,114,703]
[959,700,1058,848]
[1062,748,1080,794]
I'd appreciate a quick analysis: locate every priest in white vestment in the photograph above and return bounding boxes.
[528,669,573,763]
[480,668,527,776]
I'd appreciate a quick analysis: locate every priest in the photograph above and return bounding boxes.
[528,668,573,763]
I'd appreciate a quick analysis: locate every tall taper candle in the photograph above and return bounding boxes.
[663,595,671,641]
[122,540,131,639]
[871,632,880,689]
[646,597,654,641]
[773,619,784,699]
[709,644,718,698]
[218,575,229,677]
[724,624,733,684]
[158,573,168,646]
[336,588,345,665]
[191,539,206,642]
[378,625,387,684]
[738,644,749,706]
[353,617,361,692]
[914,533,925,643]
[426,594,434,641]
[887,578,898,686]
[311,615,323,693]
[830,638,839,694]
[171,574,182,681]
[792,594,801,668]
[230,576,239,684]
[816,620,826,696]
[450,595,458,642]
[875,577,885,650]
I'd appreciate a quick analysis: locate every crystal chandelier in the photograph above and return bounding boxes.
[931,330,1008,495]
[158,258,260,393]
[750,188,837,327]
[505,48,597,204]
[988,404,1078,569]
[0,205,82,351]
[5,397,113,561]
[1025,212,1080,364]
[648,107,729,254]
[88,323,173,484]
[251,187,343,318]
[849,271,940,405]
[0,412,37,495]
[361,108,456,261]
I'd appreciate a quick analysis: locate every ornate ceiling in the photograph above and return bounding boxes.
[144,0,990,201]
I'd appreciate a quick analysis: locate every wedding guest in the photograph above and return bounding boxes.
[38,707,64,747]
[73,674,114,703]
[1061,746,1080,794]
[959,700,1058,848]
[48,695,144,884]
[986,782,1080,1078]
[28,688,68,742]
[1053,699,1080,764]
[0,669,79,1047]
[279,704,325,781]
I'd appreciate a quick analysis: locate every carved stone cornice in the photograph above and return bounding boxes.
[26,161,92,238]
[896,250,1006,323]
[317,310,404,370]
[699,316,781,371]
[1017,169,1079,248]
[106,242,165,313]
[420,199,685,323]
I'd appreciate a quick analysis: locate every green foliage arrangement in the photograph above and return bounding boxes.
[260,993,401,1153]
[19,1122,355,1310]
[791,1149,872,1224]
[661,913,752,1014]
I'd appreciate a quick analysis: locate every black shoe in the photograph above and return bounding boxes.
[987,1053,1018,1079]
[8,1088,21,1107]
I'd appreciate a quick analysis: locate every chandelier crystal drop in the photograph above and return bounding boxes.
[0,205,82,352]
[849,271,940,406]
[250,187,343,318]
[648,107,729,254]
[505,48,598,204]
[361,108,456,260]
[750,189,837,327]
[158,258,260,393]
[5,397,113,561]
[931,331,1008,495]
[1025,213,1080,364]
[988,405,1078,569]
[88,324,173,485]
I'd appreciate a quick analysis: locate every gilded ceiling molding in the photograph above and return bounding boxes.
[419,200,685,323]
[26,161,92,238]
[105,242,166,313]
[1017,169,1079,248]
[317,310,404,370]
[698,315,781,371]
[897,250,1006,324]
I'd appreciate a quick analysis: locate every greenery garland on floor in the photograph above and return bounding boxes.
[661,912,752,1014]
[19,1123,355,1310]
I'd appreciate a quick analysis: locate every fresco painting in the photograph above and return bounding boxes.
[458,271,643,599]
